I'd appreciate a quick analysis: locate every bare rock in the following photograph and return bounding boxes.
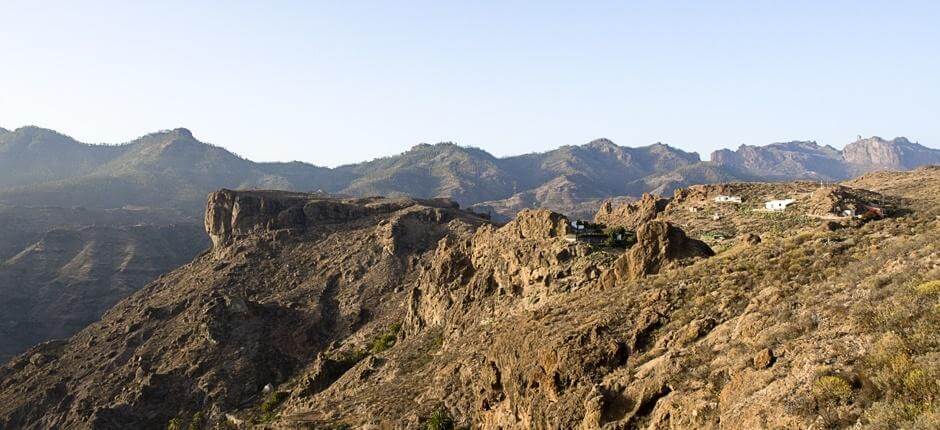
[594,193,667,230]
[605,221,713,283]
[502,209,572,239]
[741,233,761,245]
[753,348,775,369]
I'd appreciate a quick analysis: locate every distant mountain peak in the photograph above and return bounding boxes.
[171,127,193,138]
[850,135,912,145]
[584,138,617,149]
[843,136,937,169]
[410,141,460,151]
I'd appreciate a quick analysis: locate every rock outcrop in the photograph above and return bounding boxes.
[594,193,668,229]
[605,221,714,282]
[501,208,572,239]
[205,189,461,247]
[842,136,940,170]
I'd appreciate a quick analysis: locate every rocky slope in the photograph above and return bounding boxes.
[4,168,939,429]
[0,192,489,429]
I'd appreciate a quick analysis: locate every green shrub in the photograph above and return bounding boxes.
[425,408,454,430]
[915,280,940,296]
[167,417,183,430]
[370,323,402,354]
[603,226,635,248]
[261,391,289,414]
[813,375,853,405]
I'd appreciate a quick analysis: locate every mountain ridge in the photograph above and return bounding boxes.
[1,126,938,221]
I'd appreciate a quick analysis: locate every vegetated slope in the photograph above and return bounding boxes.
[622,162,757,198]
[333,142,518,205]
[3,167,939,429]
[0,221,208,363]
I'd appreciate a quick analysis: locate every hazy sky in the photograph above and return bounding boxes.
[1,1,938,166]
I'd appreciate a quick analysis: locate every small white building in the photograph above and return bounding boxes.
[714,195,742,203]
[765,199,796,211]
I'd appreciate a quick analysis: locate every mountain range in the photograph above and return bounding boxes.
[2,126,938,219]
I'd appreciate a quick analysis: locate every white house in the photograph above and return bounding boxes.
[714,195,742,203]
[765,199,796,211]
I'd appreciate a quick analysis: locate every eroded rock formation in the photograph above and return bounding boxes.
[594,193,668,229]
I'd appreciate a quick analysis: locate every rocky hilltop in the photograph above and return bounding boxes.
[3,168,939,429]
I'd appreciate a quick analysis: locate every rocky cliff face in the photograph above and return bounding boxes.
[842,136,940,170]
[711,137,940,182]
[710,141,847,180]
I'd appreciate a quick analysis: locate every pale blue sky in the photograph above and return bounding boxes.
[1,0,938,166]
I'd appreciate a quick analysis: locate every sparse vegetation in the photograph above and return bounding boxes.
[424,407,455,430]
[261,391,289,415]
[187,412,205,430]
[812,375,853,406]
[167,417,183,430]
[915,280,940,296]
[370,322,402,354]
